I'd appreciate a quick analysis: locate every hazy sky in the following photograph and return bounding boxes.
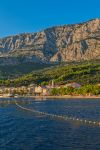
[0,0,100,37]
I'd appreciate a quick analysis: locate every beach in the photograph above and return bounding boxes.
[0,95,100,99]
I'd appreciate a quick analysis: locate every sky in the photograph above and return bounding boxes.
[0,0,100,38]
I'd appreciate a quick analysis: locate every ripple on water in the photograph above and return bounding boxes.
[1,98,100,150]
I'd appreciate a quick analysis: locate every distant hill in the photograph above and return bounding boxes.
[0,60,100,87]
[0,63,54,80]
[0,18,100,65]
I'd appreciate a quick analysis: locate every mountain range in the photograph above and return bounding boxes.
[0,18,100,65]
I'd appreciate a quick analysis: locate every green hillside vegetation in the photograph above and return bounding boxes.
[0,60,99,87]
[0,63,53,79]
[50,85,100,96]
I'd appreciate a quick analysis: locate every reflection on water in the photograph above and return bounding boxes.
[0,98,100,150]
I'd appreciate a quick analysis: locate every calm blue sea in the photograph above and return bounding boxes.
[0,98,100,150]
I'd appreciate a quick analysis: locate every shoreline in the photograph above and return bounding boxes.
[31,95,100,99]
[0,95,100,99]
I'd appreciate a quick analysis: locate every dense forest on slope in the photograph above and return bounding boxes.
[0,63,54,79]
[0,60,99,87]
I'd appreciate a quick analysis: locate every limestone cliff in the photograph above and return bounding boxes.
[0,18,100,65]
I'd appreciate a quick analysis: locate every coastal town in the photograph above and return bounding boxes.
[0,81,100,98]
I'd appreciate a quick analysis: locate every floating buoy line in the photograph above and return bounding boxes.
[0,99,100,126]
[15,101,100,127]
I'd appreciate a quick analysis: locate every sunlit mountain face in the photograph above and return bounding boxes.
[0,18,100,65]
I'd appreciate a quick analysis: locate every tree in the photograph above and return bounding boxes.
[50,88,59,96]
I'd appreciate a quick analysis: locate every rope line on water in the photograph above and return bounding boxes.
[15,101,100,126]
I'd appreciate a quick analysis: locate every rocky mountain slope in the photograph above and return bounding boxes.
[0,18,100,65]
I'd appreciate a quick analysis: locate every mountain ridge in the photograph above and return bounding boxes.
[1,18,99,39]
[0,18,100,65]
